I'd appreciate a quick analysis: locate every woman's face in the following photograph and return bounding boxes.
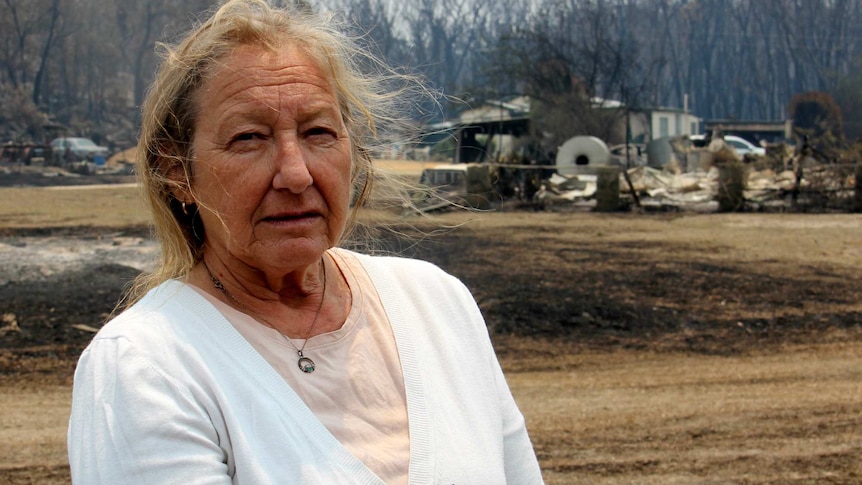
[188,43,352,274]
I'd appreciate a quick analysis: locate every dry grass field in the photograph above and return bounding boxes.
[507,340,861,484]
[1,176,861,484]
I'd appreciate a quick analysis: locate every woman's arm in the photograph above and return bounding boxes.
[493,356,545,484]
[447,271,546,484]
[68,337,233,485]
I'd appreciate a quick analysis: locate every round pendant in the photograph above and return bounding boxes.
[298,356,316,373]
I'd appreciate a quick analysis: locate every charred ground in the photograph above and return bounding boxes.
[2,171,862,484]
[3,212,859,361]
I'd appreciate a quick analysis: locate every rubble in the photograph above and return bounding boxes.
[534,136,859,212]
[405,134,858,213]
[535,173,597,202]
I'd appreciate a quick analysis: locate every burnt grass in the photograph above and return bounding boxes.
[2,221,861,362]
[369,223,862,355]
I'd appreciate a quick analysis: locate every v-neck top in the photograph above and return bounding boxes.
[69,249,545,485]
[192,250,410,485]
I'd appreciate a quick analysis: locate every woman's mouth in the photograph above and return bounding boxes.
[261,211,322,225]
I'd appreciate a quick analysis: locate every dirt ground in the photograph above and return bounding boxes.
[1,168,861,484]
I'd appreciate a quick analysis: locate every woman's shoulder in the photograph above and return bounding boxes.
[92,280,205,345]
[80,279,232,379]
[334,248,469,300]
[334,248,457,286]
[335,247,447,275]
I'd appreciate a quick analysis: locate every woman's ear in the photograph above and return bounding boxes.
[166,162,194,205]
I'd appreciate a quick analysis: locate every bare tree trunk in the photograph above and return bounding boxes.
[31,0,60,106]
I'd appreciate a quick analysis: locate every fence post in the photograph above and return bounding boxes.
[595,165,621,212]
[717,160,747,212]
[855,162,862,213]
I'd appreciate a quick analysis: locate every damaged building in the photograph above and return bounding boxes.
[411,96,861,213]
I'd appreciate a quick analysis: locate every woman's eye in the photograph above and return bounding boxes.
[227,132,267,151]
[306,127,337,142]
[233,132,260,142]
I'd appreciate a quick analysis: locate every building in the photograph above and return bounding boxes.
[419,95,703,164]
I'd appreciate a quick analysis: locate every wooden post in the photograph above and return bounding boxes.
[717,160,746,212]
[465,164,493,210]
[595,166,621,212]
[855,162,862,213]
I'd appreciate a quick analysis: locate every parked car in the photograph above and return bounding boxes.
[723,135,766,157]
[50,137,109,161]
[690,134,766,157]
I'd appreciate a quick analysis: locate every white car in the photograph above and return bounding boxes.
[690,134,766,157]
[723,135,766,157]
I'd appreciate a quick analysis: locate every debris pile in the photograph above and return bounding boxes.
[535,137,859,212]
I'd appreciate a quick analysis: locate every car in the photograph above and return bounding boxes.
[50,137,109,161]
[690,134,766,157]
[723,135,766,157]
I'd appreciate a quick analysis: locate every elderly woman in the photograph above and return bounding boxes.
[67,1,542,483]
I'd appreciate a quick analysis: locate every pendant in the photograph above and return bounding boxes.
[297,351,315,373]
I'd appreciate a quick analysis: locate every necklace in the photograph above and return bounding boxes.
[203,259,326,374]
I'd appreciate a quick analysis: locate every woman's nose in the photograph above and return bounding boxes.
[272,138,313,193]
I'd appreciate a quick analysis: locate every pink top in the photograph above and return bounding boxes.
[193,250,409,484]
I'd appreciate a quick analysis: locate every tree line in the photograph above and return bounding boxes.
[2,0,862,150]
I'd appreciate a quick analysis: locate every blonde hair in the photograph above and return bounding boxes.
[124,0,421,308]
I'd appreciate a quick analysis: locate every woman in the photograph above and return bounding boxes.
[67,1,543,483]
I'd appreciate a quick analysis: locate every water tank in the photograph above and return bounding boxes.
[555,136,611,176]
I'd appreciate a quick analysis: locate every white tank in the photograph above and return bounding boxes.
[555,136,611,176]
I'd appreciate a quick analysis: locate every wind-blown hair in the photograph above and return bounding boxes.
[125,0,419,307]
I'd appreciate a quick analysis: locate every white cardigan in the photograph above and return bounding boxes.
[68,251,544,484]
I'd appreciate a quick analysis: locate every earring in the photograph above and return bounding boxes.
[181,201,189,215]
